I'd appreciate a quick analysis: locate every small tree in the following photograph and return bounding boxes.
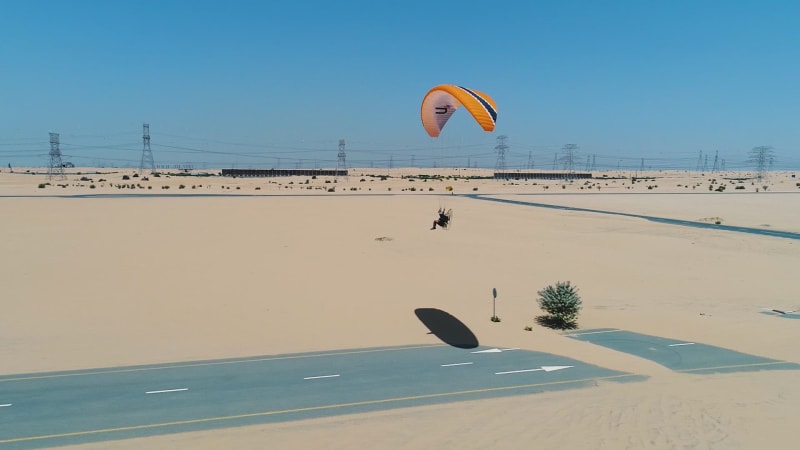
[536,281,582,329]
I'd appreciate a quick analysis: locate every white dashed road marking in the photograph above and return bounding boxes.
[303,374,340,380]
[145,388,189,394]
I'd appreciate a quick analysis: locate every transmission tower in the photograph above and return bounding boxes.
[140,123,155,174]
[559,144,578,180]
[337,139,347,177]
[494,135,508,174]
[47,132,66,180]
[749,146,774,180]
[711,150,719,173]
[527,151,533,170]
[696,150,703,171]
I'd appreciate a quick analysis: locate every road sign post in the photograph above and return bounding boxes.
[492,288,497,319]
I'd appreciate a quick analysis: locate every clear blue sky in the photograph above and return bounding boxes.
[2,0,798,170]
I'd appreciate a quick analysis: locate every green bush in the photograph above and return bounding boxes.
[536,281,582,329]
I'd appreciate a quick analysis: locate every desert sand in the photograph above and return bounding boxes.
[1,167,798,449]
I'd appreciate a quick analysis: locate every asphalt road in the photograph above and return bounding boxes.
[0,344,642,449]
[564,328,800,374]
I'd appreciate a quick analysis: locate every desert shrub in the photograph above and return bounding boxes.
[536,281,582,329]
[490,316,501,322]
[524,326,533,331]
[122,175,130,180]
[179,184,185,189]
[38,183,47,188]
[80,176,91,181]
[472,187,478,191]
[89,184,96,189]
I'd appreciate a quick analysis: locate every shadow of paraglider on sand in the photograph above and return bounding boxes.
[414,308,479,349]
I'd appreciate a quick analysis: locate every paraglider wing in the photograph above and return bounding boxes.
[420,85,498,138]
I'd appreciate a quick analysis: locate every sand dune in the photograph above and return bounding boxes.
[1,168,798,449]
